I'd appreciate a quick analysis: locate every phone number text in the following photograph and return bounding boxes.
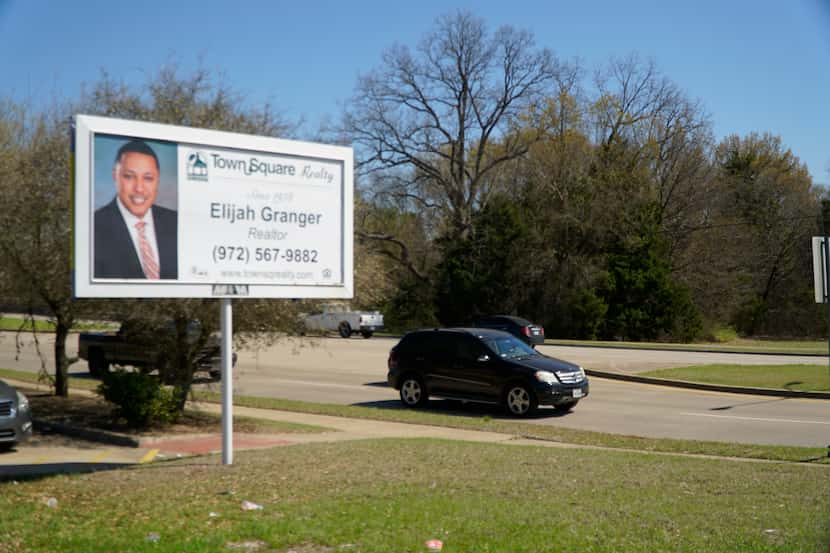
[212,246,319,265]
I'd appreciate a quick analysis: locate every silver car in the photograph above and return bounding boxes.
[0,379,32,451]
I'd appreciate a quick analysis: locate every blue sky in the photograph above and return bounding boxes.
[1,0,828,184]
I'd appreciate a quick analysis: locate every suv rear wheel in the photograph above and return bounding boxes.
[338,322,352,338]
[399,375,428,407]
[88,349,109,377]
[504,383,537,417]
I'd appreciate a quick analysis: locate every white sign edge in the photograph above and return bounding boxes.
[72,115,354,299]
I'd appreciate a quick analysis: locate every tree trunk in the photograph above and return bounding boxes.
[53,319,70,397]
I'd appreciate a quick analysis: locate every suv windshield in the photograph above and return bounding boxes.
[483,335,537,359]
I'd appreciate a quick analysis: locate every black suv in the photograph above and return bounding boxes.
[473,315,545,347]
[387,328,588,416]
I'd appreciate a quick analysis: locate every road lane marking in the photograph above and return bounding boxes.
[140,448,159,464]
[681,412,830,425]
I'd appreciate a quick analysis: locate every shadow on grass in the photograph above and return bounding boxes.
[709,397,790,411]
[361,381,574,419]
[800,453,830,463]
[0,461,134,481]
[353,397,572,420]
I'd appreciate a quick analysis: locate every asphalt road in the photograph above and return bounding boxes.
[2,332,829,448]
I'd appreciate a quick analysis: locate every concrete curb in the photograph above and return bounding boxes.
[586,369,830,400]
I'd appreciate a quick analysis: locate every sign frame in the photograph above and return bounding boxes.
[73,115,353,299]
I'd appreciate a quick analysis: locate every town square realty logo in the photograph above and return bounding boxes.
[186,151,208,181]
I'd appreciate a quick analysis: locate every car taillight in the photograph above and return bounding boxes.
[388,350,398,370]
[523,326,532,336]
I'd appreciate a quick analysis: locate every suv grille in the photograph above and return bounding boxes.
[0,400,12,417]
[555,371,584,384]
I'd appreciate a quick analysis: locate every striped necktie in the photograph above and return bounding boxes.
[135,221,160,280]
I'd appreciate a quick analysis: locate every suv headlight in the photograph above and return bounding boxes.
[534,370,557,385]
[578,367,586,380]
[16,391,29,413]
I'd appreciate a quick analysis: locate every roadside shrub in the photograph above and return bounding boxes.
[569,289,608,340]
[599,232,702,343]
[732,295,768,336]
[97,369,181,427]
[381,278,439,332]
[705,324,739,343]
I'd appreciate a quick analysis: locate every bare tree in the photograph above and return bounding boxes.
[0,101,77,395]
[709,133,819,333]
[590,54,714,252]
[85,64,296,137]
[345,11,567,250]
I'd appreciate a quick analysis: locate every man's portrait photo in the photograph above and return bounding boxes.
[93,136,178,280]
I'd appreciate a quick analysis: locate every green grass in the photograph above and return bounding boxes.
[173,411,332,435]
[0,439,827,552]
[195,392,829,465]
[0,368,99,391]
[0,317,115,332]
[641,364,830,392]
[0,317,60,332]
[709,325,740,343]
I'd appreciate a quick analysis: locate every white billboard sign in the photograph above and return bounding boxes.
[73,115,353,298]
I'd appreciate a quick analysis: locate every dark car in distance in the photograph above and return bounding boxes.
[387,328,588,416]
[473,315,545,347]
[0,379,32,451]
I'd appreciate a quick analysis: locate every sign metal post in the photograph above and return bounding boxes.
[221,298,233,465]
[823,224,830,377]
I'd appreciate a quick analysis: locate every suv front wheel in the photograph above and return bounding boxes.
[399,375,428,407]
[504,383,537,417]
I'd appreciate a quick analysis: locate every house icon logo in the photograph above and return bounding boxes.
[186,151,208,181]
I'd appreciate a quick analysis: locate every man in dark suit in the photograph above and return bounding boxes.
[94,140,178,279]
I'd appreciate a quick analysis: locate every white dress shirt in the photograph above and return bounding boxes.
[115,197,160,271]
